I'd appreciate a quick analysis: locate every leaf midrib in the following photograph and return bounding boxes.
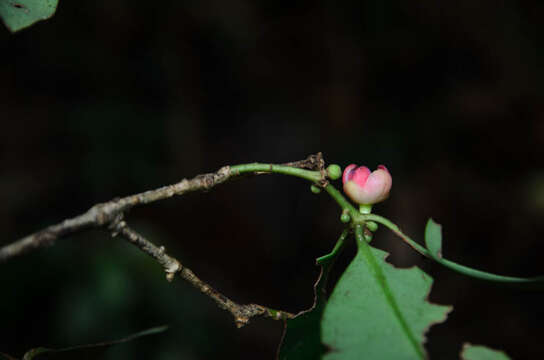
[356,226,424,359]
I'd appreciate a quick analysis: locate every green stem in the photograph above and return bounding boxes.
[231,163,356,216]
[323,184,358,216]
[361,214,428,256]
[231,161,544,287]
[230,163,322,183]
[316,228,349,265]
[362,214,544,288]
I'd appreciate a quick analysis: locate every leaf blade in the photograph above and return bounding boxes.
[424,218,443,260]
[0,0,58,33]
[321,225,451,359]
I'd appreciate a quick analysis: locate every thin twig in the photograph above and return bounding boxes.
[0,155,319,327]
[0,166,229,262]
[112,220,294,327]
[0,154,323,263]
[110,216,182,281]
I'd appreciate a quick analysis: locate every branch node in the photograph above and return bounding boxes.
[165,259,181,282]
[108,213,125,237]
[235,317,249,328]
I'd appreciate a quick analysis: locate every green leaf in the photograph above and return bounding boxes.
[21,325,168,359]
[321,225,451,359]
[424,218,443,260]
[461,343,511,360]
[0,0,58,33]
[278,230,348,360]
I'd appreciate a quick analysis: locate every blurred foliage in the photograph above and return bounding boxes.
[1,0,544,359]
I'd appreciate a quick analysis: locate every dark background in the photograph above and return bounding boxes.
[1,1,543,359]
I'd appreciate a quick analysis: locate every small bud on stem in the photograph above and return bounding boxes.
[327,164,342,180]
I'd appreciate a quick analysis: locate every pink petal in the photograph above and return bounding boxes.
[342,164,358,184]
[364,169,392,202]
[351,166,371,187]
[342,165,392,205]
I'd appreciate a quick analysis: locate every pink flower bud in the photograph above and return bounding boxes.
[342,164,392,205]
